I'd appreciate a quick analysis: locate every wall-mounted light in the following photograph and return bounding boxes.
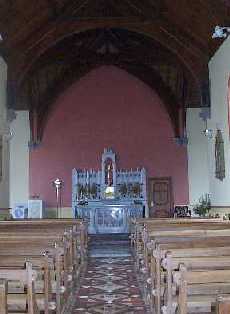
[0,122,14,141]
[203,118,213,138]
[199,108,213,138]
[212,26,230,38]
[203,128,213,138]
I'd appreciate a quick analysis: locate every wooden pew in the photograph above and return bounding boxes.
[132,219,230,314]
[150,236,230,314]
[0,233,75,280]
[133,219,226,269]
[0,261,39,314]
[0,279,7,314]
[0,238,75,313]
[216,295,230,314]
[161,248,230,314]
[172,265,230,314]
[141,222,230,271]
[0,254,54,314]
[0,219,88,261]
[0,232,77,275]
[137,225,230,313]
[0,243,67,313]
[132,218,222,248]
[0,219,87,313]
[0,218,88,272]
[0,218,87,250]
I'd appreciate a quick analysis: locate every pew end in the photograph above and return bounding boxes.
[216,295,230,314]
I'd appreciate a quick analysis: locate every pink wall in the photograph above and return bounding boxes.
[29,66,189,207]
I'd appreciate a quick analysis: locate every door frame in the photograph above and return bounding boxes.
[148,176,174,217]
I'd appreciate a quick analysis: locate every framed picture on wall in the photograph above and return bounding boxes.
[174,205,191,218]
[28,200,43,218]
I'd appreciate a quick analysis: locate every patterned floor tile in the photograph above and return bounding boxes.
[72,236,148,313]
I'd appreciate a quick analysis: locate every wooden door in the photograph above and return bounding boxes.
[148,177,173,218]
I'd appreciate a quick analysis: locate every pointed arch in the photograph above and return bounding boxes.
[29,64,181,145]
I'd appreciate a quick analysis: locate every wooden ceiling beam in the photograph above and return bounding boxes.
[46,0,59,18]
[159,17,210,59]
[2,0,85,51]
[6,17,207,90]
[1,0,229,65]
[129,23,207,81]
[6,10,210,62]
[29,59,182,143]
[24,30,183,71]
[21,43,193,110]
[125,1,212,57]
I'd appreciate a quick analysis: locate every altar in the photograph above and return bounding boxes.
[72,148,148,234]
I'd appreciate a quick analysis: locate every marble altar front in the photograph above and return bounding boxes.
[72,148,148,234]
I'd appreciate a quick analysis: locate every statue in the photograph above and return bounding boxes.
[215,129,225,181]
[105,158,113,186]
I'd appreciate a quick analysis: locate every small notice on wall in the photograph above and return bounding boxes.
[28,200,43,218]
[11,203,28,219]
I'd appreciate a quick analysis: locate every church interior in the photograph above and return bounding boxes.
[1,0,230,313]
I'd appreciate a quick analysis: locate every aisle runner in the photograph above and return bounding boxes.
[73,257,147,313]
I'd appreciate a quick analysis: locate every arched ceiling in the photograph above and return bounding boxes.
[22,28,195,142]
[0,0,229,144]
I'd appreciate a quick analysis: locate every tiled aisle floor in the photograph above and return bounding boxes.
[72,235,148,314]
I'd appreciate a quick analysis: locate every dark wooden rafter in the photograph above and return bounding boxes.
[125,0,162,17]
[0,0,229,145]
[46,0,59,18]
[22,29,187,70]
[125,1,211,58]
[0,0,228,58]
[0,0,15,27]
[52,0,90,20]
[28,60,182,144]
[14,27,204,144]
[2,0,220,86]
[4,21,206,120]
[21,28,194,92]
[8,17,209,85]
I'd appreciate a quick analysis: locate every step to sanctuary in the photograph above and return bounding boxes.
[89,234,131,258]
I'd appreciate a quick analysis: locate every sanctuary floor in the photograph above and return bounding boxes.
[72,234,148,313]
